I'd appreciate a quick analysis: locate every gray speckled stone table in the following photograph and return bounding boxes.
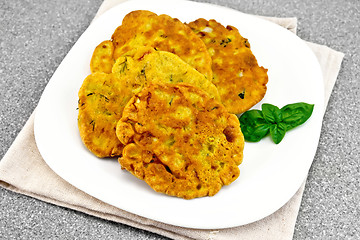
[1,0,359,239]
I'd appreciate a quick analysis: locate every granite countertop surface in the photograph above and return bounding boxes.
[0,0,359,239]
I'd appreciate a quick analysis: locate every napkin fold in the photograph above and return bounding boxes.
[0,0,344,239]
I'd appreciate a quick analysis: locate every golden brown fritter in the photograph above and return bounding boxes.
[187,18,268,114]
[116,83,244,199]
[80,47,220,158]
[90,40,115,74]
[110,10,213,81]
[78,72,132,158]
[112,47,220,101]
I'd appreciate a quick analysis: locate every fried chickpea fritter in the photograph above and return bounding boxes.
[187,18,268,114]
[90,40,115,74]
[116,83,244,199]
[112,47,220,101]
[110,10,213,80]
[78,72,132,158]
[80,48,220,158]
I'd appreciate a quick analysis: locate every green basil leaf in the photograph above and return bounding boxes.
[270,122,287,144]
[262,103,282,123]
[241,124,270,142]
[241,109,263,119]
[239,110,270,142]
[239,109,266,124]
[281,102,314,130]
[239,102,314,144]
[251,124,270,139]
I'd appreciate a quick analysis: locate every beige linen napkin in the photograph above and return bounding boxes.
[0,0,344,239]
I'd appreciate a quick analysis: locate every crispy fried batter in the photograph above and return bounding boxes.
[110,10,213,80]
[90,40,115,74]
[187,18,268,114]
[112,47,220,100]
[78,72,132,158]
[117,83,244,199]
[80,48,220,158]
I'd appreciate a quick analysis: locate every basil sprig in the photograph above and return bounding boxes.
[239,102,314,144]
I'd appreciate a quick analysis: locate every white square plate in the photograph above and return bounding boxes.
[34,0,323,229]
